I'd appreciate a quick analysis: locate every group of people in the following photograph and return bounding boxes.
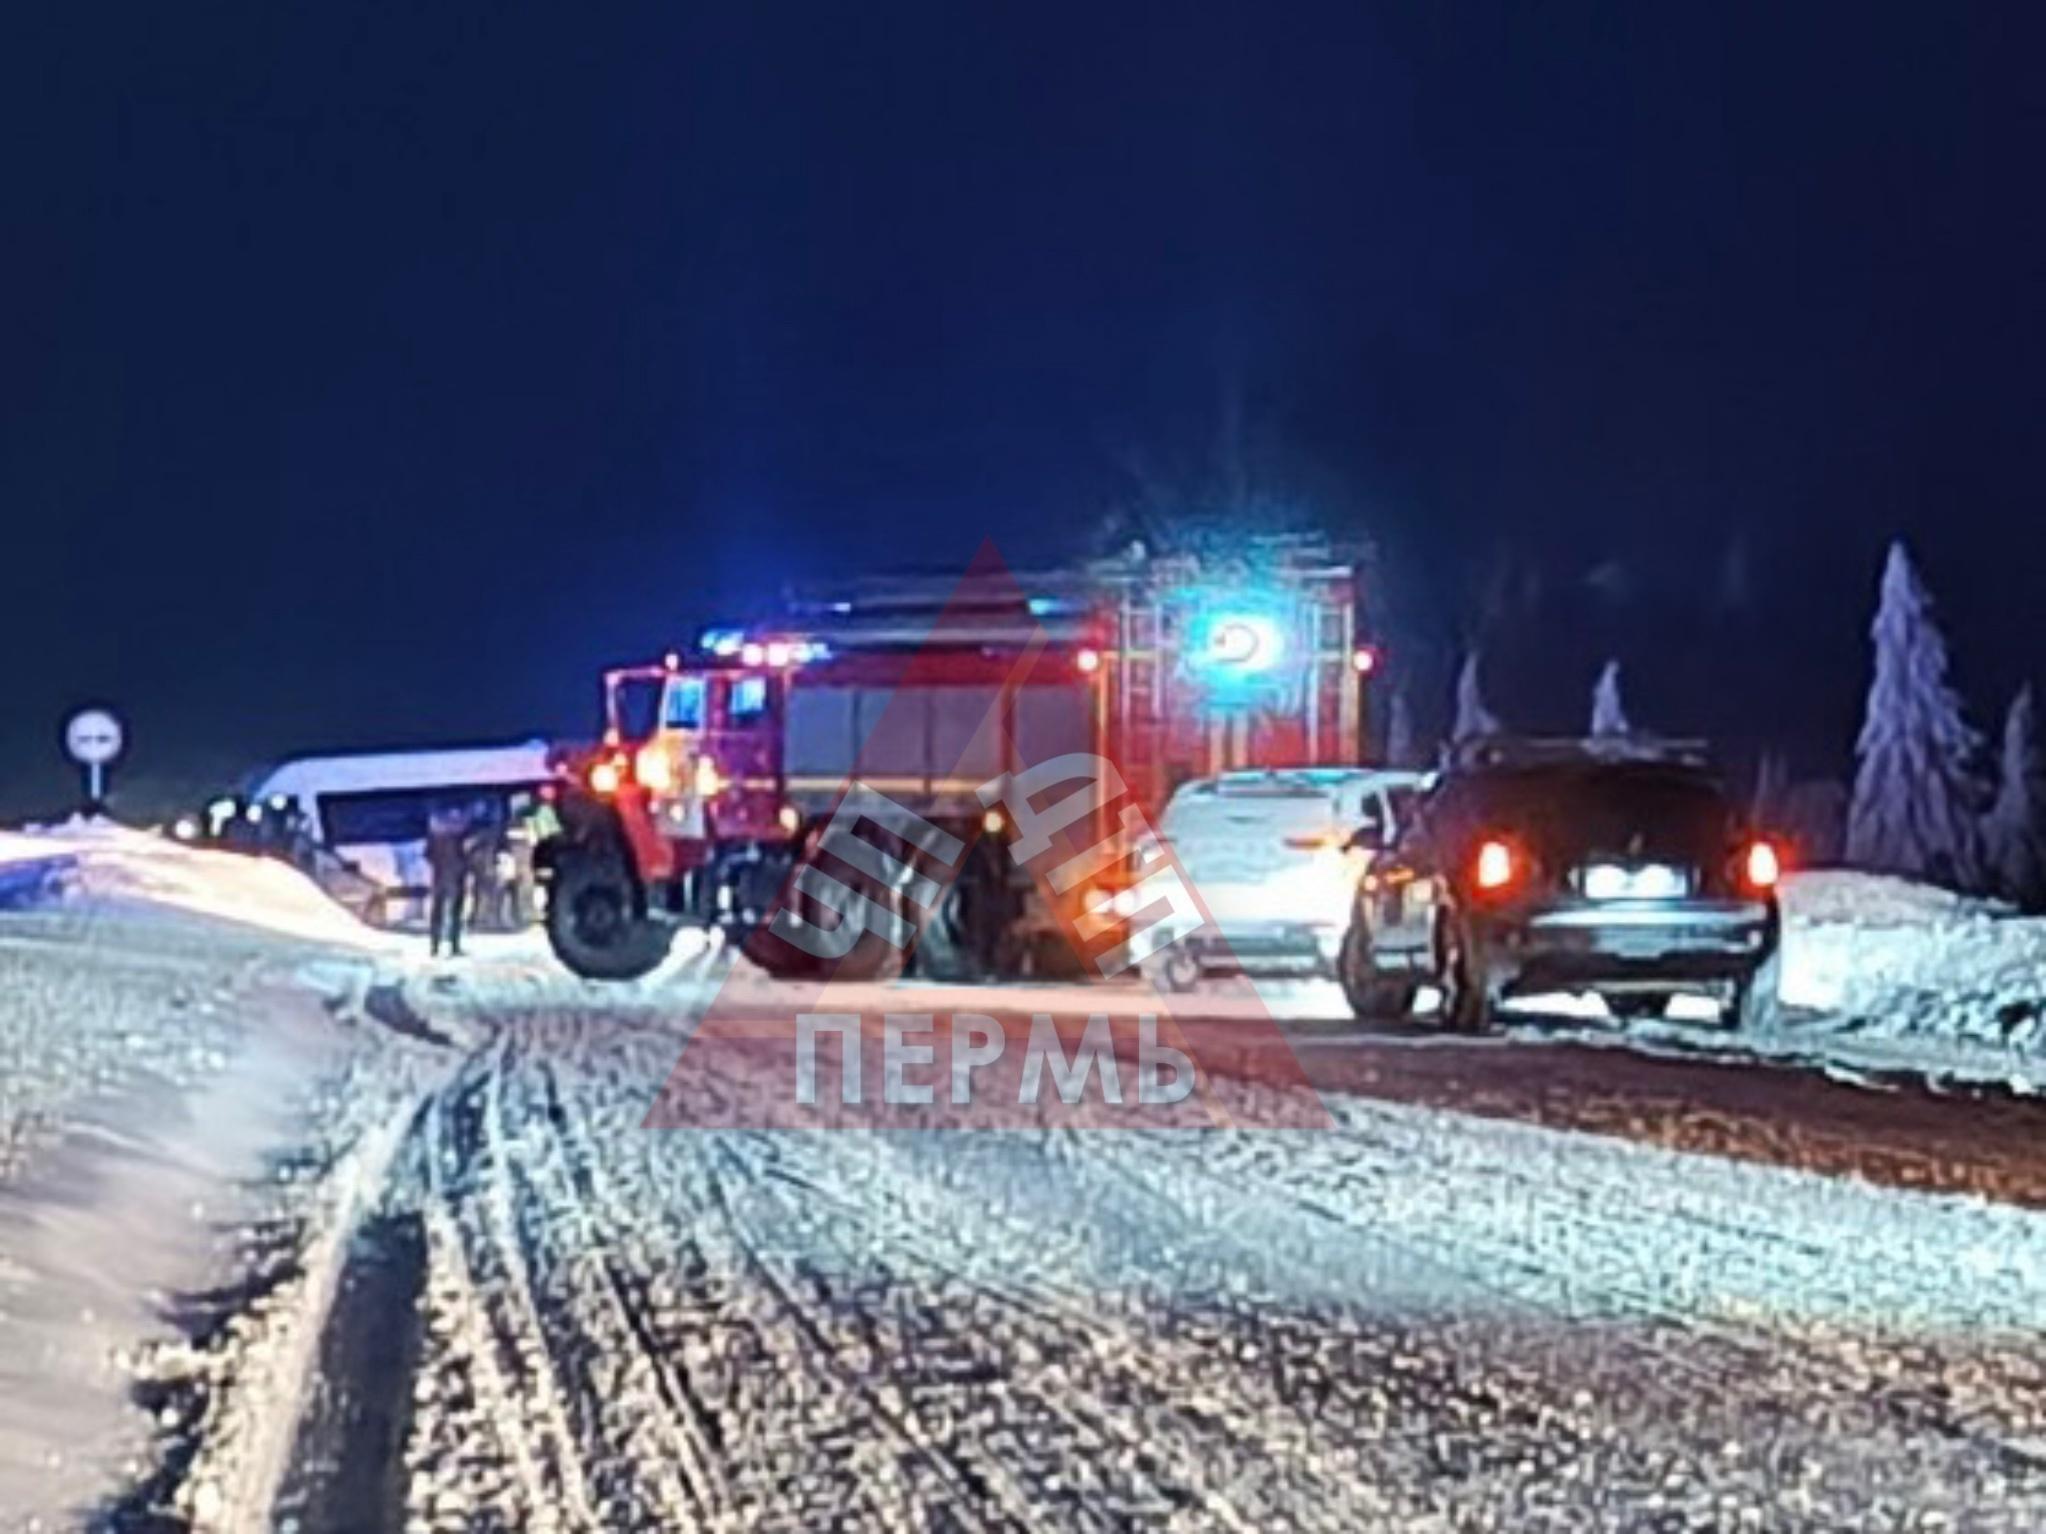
[195,794,321,868]
[424,795,554,958]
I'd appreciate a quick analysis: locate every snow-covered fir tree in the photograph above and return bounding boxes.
[1844,542,1985,887]
[1589,660,1630,736]
[1984,684,2046,908]
[1452,652,1501,741]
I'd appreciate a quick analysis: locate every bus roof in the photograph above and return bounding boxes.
[249,739,554,802]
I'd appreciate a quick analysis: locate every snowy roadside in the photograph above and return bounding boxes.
[0,826,451,1531]
[1505,870,2046,1098]
[0,822,399,954]
[1774,871,2046,1081]
[0,822,738,1531]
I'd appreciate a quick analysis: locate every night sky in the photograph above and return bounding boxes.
[4,2,2043,814]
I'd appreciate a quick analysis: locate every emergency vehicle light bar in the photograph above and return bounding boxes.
[698,629,832,665]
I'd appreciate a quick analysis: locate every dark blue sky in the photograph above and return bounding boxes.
[4,2,2042,811]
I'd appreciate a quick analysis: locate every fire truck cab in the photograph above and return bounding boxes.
[538,540,1377,981]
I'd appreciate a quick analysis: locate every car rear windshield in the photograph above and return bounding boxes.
[1164,778,1343,841]
[1435,765,1734,861]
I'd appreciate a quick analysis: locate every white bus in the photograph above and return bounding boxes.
[248,740,555,923]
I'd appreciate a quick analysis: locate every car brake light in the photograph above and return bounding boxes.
[1473,838,1517,892]
[1744,839,1781,891]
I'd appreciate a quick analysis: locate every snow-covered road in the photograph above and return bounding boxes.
[5,832,2046,1530]
[240,971,2046,1532]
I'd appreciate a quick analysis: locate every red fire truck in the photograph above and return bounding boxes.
[537,539,1378,981]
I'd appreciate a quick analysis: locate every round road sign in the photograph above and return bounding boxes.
[63,708,125,767]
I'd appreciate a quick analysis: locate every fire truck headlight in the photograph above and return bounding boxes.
[694,756,726,799]
[589,758,624,796]
[778,804,802,835]
[633,746,674,793]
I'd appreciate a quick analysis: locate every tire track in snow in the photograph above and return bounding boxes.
[1174,1106,2046,1495]
[701,1138,1035,1534]
[724,1130,1300,1532]
[525,1048,734,1527]
[415,1087,568,1528]
[427,1047,608,1529]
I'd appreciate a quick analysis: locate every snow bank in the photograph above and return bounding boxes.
[1777,869,2046,1086]
[0,820,393,952]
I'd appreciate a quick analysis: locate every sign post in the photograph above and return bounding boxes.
[62,707,125,811]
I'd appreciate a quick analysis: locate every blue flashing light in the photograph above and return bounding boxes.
[1186,609,1287,678]
[1176,588,1305,711]
[698,630,833,667]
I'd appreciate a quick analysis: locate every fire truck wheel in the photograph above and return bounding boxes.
[545,855,674,981]
[912,842,1010,983]
[747,925,906,982]
[744,879,907,983]
[829,932,907,983]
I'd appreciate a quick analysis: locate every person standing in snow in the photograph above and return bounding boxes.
[464,799,504,932]
[501,795,548,927]
[426,803,472,957]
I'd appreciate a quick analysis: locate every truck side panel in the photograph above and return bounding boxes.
[784,670,1095,815]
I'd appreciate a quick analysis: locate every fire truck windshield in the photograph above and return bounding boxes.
[606,674,665,741]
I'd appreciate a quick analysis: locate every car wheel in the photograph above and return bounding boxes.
[1436,915,1494,1034]
[1733,951,1783,1033]
[1338,924,1415,1021]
